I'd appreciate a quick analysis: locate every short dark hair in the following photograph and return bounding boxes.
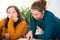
[31,0,46,12]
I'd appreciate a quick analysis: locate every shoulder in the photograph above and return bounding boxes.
[45,10,54,17]
[44,10,56,23]
[19,21,27,25]
[0,18,6,22]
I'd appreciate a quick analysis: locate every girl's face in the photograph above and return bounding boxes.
[7,7,18,19]
[31,9,44,20]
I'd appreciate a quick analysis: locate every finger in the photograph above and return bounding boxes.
[30,35,33,40]
[26,37,30,40]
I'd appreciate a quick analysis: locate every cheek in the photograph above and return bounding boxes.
[38,14,42,17]
[13,13,18,17]
[38,15,41,17]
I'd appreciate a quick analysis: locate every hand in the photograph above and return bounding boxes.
[14,17,18,22]
[5,33,9,39]
[26,31,33,40]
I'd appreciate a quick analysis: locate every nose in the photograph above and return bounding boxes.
[10,13,14,18]
[11,13,13,15]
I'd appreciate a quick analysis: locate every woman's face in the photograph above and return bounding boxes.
[31,9,44,20]
[7,7,18,19]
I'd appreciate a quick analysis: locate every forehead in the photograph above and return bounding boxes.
[31,9,41,14]
[8,7,15,11]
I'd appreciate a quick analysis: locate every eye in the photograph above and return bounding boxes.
[13,11,16,13]
[35,14,38,15]
[7,12,10,14]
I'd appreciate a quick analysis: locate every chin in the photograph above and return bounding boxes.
[35,19,39,20]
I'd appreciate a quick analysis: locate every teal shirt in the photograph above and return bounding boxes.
[30,10,60,40]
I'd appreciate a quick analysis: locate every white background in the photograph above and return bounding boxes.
[0,0,60,20]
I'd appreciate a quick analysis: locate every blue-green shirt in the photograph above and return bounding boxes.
[30,10,60,40]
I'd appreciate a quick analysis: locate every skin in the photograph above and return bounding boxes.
[31,9,44,20]
[7,7,18,22]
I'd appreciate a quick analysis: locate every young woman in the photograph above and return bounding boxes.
[26,0,60,40]
[0,6,28,40]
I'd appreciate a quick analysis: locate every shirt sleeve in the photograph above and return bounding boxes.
[29,14,36,35]
[0,19,5,29]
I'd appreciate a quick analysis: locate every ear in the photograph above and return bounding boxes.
[41,11,44,15]
[42,11,45,14]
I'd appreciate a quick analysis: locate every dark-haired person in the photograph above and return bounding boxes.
[26,0,60,40]
[0,6,28,40]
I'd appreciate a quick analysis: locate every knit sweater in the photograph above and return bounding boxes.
[30,10,60,40]
[0,18,28,40]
